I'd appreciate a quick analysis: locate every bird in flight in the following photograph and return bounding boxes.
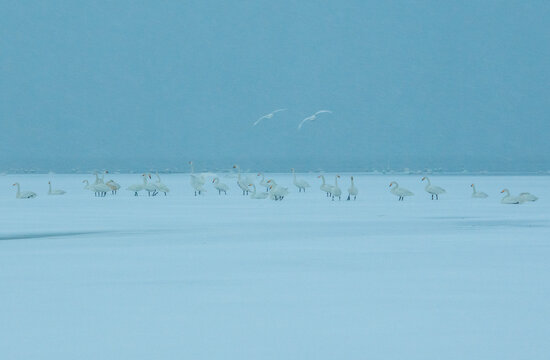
[253,109,287,126]
[298,110,332,130]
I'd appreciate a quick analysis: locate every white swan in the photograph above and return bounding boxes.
[389,181,414,201]
[84,179,109,197]
[331,175,342,201]
[258,172,270,192]
[519,192,538,202]
[422,176,446,200]
[233,164,250,195]
[13,183,37,199]
[154,172,170,196]
[249,183,268,199]
[253,109,287,126]
[298,110,332,130]
[500,189,523,204]
[291,168,310,192]
[127,174,147,196]
[470,184,488,198]
[144,174,159,196]
[189,162,206,196]
[48,181,66,195]
[347,176,358,201]
[317,175,333,197]
[212,177,229,195]
[106,179,121,195]
[268,181,289,201]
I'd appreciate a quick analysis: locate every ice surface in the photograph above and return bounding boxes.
[1,174,549,359]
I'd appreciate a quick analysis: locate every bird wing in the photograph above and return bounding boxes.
[273,108,287,114]
[314,110,332,115]
[253,115,270,126]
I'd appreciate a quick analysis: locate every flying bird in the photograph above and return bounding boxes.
[253,109,287,126]
[298,110,332,130]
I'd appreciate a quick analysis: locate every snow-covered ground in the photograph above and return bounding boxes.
[1,173,549,359]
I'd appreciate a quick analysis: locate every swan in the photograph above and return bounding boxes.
[422,176,446,200]
[470,184,488,198]
[347,176,358,201]
[154,172,170,196]
[233,164,250,195]
[298,110,332,130]
[13,183,37,199]
[317,175,333,197]
[48,181,66,195]
[268,182,289,200]
[249,183,269,199]
[144,174,159,196]
[106,180,121,195]
[126,174,147,196]
[291,168,310,192]
[83,179,109,197]
[189,161,206,195]
[500,189,523,204]
[331,175,342,200]
[519,192,538,202]
[253,109,287,126]
[257,172,270,192]
[389,181,414,201]
[212,177,229,195]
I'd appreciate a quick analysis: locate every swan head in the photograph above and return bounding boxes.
[257,173,261,176]
[48,181,51,184]
[422,177,426,181]
[337,175,340,178]
[470,184,474,187]
[351,176,354,180]
[12,183,18,186]
[501,189,509,194]
[248,184,253,187]
[189,161,193,165]
[267,180,272,183]
[148,174,152,179]
[269,185,273,190]
[389,182,395,188]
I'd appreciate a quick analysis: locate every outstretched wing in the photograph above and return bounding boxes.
[314,110,332,116]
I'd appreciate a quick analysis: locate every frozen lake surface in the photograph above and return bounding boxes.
[1,173,549,359]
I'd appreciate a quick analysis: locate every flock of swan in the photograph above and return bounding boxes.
[10,164,539,204]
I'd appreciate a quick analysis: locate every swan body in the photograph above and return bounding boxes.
[500,189,523,204]
[212,177,229,195]
[267,179,288,200]
[48,181,66,195]
[422,176,446,200]
[331,175,342,201]
[258,173,270,192]
[519,192,538,202]
[470,184,488,198]
[127,174,147,196]
[13,183,37,199]
[144,174,159,196]
[233,164,250,195]
[249,183,268,199]
[317,175,333,197]
[189,161,206,196]
[154,172,170,195]
[291,168,310,192]
[347,176,358,200]
[389,181,414,201]
[83,179,109,197]
[106,180,121,195]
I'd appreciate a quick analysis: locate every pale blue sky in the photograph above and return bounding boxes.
[1,1,549,172]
